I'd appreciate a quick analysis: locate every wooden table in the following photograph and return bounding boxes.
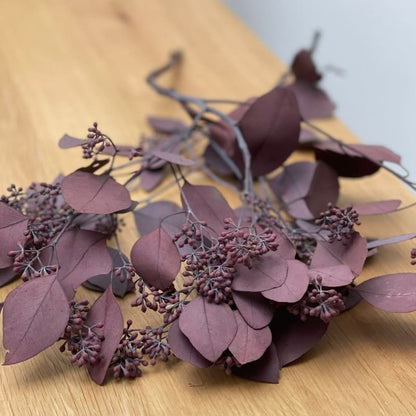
[0,1,415,415]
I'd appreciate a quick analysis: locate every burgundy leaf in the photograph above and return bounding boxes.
[232,252,288,292]
[262,260,309,302]
[0,204,28,268]
[275,231,297,260]
[308,264,354,287]
[83,248,134,298]
[272,310,328,366]
[353,199,401,216]
[58,134,89,148]
[130,227,180,290]
[144,135,182,170]
[61,170,131,214]
[287,81,335,119]
[133,201,186,238]
[299,126,321,147]
[229,310,272,365]
[235,86,301,176]
[147,116,187,134]
[167,320,212,368]
[54,229,112,299]
[3,274,69,364]
[355,273,416,312]
[232,344,280,383]
[291,50,322,83]
[232,290,275,329]
[86,288,124,384]
[314,141,401,177]
[140,168,165,192]
[179,296,237,362]
[0,266,17,287]
[367,233,416,250]
[150,150,195,167]
[310,232,367,278]
[181,182,236,235]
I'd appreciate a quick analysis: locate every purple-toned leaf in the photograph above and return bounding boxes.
[54,229,112,299]
[179,296,237,362]
[3,274,69,364]
[144,135,182,170]
[86,288,124,384]
[203,144,235,176]
[83,248,134,298]
[62,170,131,214]
[229,310,272,365]
[0,204,28,268]
[272,310,328,366]
[299,126,321,147]
[286,81,335,119]
[130,227,180,290]
[232,252,288,292]
[367,233,416,250]
[356,273,416,312]
[275,231,297,260]
[308,264,354,287]
[167,320,212,368]
[181,182,236,235]
[291,50,322,83]
[58,134,89,148]
[140,168,165,192]
[343,286,363,311]
[133,201,185,237]
[147,116,187,134]
[80,158,110,173]
[235,86,301,176]
[314,141,401,177]
[232,290,275,329]
[232,344,280,383]
[353,199,401,216]
[310,232,367,278]
[0,267,17,287]
[262,260,309,303]
[150,150,195,167]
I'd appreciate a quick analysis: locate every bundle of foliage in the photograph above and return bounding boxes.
[1,39,415,384]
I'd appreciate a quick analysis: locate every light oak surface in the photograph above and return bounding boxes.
[0,1,415,415]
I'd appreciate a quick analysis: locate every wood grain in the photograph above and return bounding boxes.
[0,1,415,415]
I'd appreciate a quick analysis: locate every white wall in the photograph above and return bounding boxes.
[224,0,416,182]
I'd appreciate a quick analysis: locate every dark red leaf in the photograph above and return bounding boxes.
[272,310,328,366]
[229,310,272,365]
[310,232,367,278]
[291,50,322,83]
[167,320,212,368]
[0,266,17,287]
[58,134,89,148]
[235,86,301,176]
[308,264,354,287]
[355,273,416,312]
[140,168,165,192]
[232,344,280,383]
[262,260,309,302]
[232,290,275,329]
[179,296,237,362]
[61,170,131,214]
[86,288,124,384]
[130,227,180,290]
[147,116,187,134]
[54,229,112,299]
[0,204,28,268]
[83,248,134,298]
[287,81,335,119]
[232,252,288,292]
[3,275,69,364]
[367,233,416,250]
[314,141,401,177]
[353,199,401,216]
[181,182,236,235]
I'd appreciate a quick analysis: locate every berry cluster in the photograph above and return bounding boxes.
[411,248,416,265]
[82,122,115,159]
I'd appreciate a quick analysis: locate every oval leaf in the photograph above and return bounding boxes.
[62,170,131,214]
[86,288,124,384]
[151,150,195,167]
[229,311,272,365]
[130,227,181,290]
[355,273,416,312]
[58,134,89,148]
[3,275,69,364]
[353,199,401,216]
[179,296,237,362]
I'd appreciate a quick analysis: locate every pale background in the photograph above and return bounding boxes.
[224,0,416,180]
